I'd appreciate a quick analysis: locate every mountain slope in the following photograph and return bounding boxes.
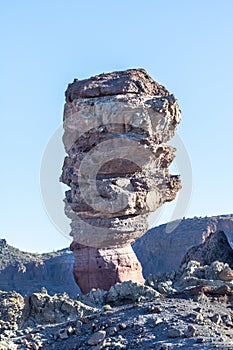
[0,239,79,296]
[133,214,233,277]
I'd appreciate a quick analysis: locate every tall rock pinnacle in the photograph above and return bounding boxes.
[61,69,181,294]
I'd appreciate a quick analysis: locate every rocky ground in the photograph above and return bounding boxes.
[1,216,233,349]
[0,260,233,350]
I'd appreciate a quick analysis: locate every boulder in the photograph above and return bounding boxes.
[81,280,160,306]
[181,228,233,268]
[21,289,97,327]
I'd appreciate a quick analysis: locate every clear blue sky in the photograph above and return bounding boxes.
[0,0,232,252]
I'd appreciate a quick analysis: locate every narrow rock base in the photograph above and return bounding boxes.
[70,243,145,294]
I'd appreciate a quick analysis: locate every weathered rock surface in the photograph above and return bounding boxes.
[1,215,232,297]
[181,225,233,268]
[65,69,170,101]
[0,291,24,331]
[70,243,144,295]
[133,214,233,277]
[21,289,97,328]
[81,280,161,307]
[61,68,181,293]
[1,250,233,349]
[146,259,233,298]
[0,239,79,296]
[0,280,233,349]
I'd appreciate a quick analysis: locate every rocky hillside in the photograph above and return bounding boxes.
[0,214,233,349]
[0,214,232,296]
[0,239,79,296]
[1,260,233,349]
[133,214,233,277]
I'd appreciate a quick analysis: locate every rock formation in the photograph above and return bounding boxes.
[61,68,181,294]
[21,289,96,328]
[1,216,232,297]
[1,279,233,349]
[0,239,79,296]
[133,214,233,277]
[181,230,233,268]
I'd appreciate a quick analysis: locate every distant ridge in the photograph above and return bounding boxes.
[133,214,233,277]
[0,239,79,296]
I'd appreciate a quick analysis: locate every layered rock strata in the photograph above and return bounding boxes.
[61,69,181,294]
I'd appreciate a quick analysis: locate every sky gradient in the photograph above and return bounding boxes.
[1,0,233,252]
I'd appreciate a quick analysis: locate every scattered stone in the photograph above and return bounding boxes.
[210,314,222,325]
[119,323,127,330]
[219,268,233,281]
[106,281,160,304]
[82,289,107,307]
[31,343,40,350]
[195,313,204,323]
[88,330,106,346]
[181,261,204,279]
[67,326,75,335]
[21,290,97,327]
[205,261,228,280]
[193,307,202,312]
[109,327,118,335]
[75,319,83,334]
[160,344,171,350]
[147,305,163,313]
[184,285,213,295]
[185,325,197,338]
[133,324,145,335]
[196,337,204,343]
[222,314,232,326]
[58,328,69,340]
[0,292,232,349]
[212,285,233,295]
[154,317,163,326]
[82,281,160,307]
[82,317,90,324]
[157,281,175,294]
[103,304,112,311]
[0,339,17,350]
[168,328,183,338]
[0,291,24,331]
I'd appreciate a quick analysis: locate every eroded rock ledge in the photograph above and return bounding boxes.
[65,68,170,101]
